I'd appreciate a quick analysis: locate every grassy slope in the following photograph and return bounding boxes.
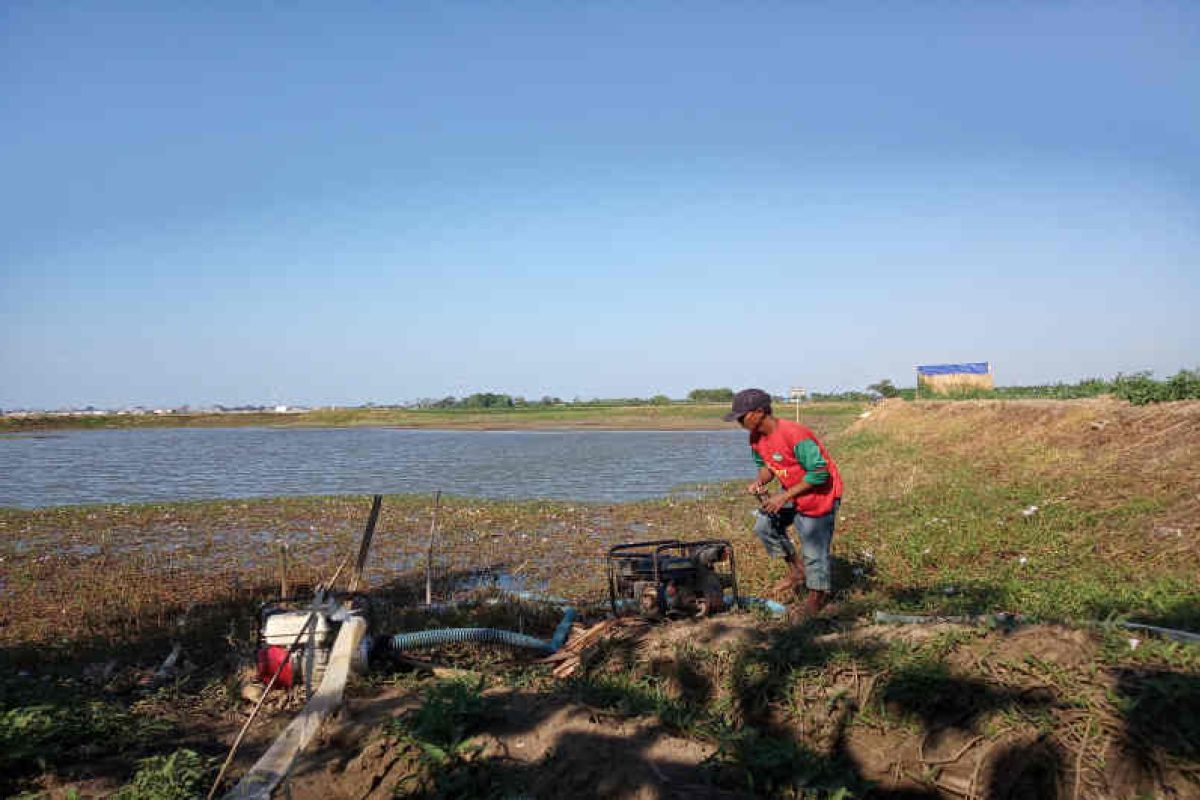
[830,399,1199,627]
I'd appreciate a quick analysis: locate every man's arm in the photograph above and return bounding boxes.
[748,451,775,493]
[794,438,829,486]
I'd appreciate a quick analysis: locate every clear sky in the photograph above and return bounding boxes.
[3,2,1197,409]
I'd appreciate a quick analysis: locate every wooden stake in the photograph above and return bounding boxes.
[347,495,382,595]
[321,554,350,596]
[425,490,442,605]
[278,543,290,599]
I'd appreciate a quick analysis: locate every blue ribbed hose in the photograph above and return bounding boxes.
[389,607,577,655]
[550,607,576,650]
[735,596,787,616]
[389,627,553,654]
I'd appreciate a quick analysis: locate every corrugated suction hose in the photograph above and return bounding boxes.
[388,607,577,655]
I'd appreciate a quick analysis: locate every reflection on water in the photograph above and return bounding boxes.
[0,427,748,508]
[456,567,549,596]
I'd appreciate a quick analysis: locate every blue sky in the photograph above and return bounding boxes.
[3,2,1197,408]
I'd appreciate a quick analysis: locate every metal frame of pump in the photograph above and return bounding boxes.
[606,538,740,618]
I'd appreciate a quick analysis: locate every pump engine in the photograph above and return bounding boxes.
[606,539,739,618]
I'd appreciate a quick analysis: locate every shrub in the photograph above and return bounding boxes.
[1164,368,1200,401]
[867,379,900,398]
[688,388,734,403]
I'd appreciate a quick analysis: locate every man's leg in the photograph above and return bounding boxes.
[794,503,837,614]
[752,509,803,595]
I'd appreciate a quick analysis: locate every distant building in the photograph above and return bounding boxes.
[916,362,994,395]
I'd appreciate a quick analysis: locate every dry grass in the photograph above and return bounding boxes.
[919,372,995,394]
[853,397,1200,549]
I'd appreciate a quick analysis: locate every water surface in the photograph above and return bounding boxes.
[0,427,751,508]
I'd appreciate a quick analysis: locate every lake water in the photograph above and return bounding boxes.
[0,427,751,508]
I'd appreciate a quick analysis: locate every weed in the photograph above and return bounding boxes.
[0,700,143,777]
[388,676,493,762]
[384,677,526,800]
[112,749,212,800]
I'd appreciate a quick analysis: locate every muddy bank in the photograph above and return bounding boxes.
[245,614,1200,800]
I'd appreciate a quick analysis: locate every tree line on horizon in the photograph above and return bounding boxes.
[406,389,733,409]
[7,370,1197,419]
[406,370,1200,410]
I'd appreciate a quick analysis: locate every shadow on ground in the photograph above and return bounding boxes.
[5,560,1199,799]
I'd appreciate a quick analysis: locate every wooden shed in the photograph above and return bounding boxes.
[915,362,994,396]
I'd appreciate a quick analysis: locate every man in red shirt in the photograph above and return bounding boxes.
[724,388,843,616]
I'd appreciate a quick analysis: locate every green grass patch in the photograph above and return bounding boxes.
[0,695,170,790]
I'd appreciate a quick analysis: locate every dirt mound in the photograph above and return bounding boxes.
[277,689,724,800]
[476,692,721,798]
[979,624,1096,670]
[643,613,769,651]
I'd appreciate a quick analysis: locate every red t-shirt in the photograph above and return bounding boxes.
[750,419,843,517]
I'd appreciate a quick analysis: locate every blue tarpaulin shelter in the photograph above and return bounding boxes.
[916,362,991,376]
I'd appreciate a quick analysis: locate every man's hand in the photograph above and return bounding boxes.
[747,481,766,496]
[762,492,791,514]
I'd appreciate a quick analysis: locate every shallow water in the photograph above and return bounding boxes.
[0,426,750,508]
